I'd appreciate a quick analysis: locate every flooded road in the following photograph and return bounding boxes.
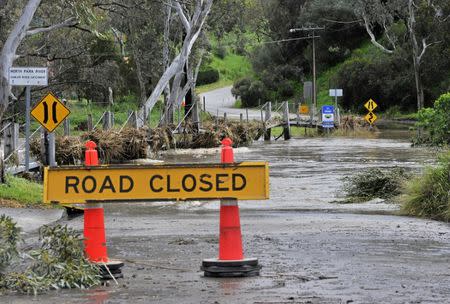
[5,131,449,304]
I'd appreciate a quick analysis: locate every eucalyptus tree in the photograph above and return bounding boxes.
[352,0,449,110]
[0,0,93,122]
[139,0,214,124]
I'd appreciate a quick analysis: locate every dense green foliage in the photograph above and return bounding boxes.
[0,215,20,273]
[232,77,266,107]
[342,167,411,203]
[414,93,450,146]
[0,221,100,295]
[232,0,450,111]
[401,152,450,221]
[197,68,220,86]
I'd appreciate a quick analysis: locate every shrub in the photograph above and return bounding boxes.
[232,77,267,108]
[0,222,100,295]
[401,152,450,221]
[214,45,227,59]
[342,167,411,203]
[414,92,450,146]
[197,68,220,86]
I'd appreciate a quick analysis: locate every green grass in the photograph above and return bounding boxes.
[196,32,254,94]
[270,126,319,138]
[0,175,43,206]
[401,151,450,221]
[209,53,253,82]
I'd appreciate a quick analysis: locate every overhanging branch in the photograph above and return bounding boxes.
[26,17,78,36]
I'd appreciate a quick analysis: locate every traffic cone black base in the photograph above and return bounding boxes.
[201,258,261,277]
[98,260,124,280]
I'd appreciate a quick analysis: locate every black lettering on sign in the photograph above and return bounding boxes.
[120,176,134,193]
[52,101,58,123]
[99,176,116,193]
[167,175,180,192]
[232,174,246,191]
[149,175,163,192]
[199,174,213,192]
[82,176,97,193]
[216,174,229,191]
[65,176,79,193]
[182,174,196,192]
[43,101,49,123]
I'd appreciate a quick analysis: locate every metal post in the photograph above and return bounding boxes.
[312,31,317,115]
[240,113,243,123]
[203,96,206,112]
[283,101,291,140]
[48,132,56,166]
[246,109,249,123]
[25,86,31,172]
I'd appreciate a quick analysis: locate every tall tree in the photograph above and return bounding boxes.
[0,0,80,122]
[353,0,449,110]
[138,0,213,124]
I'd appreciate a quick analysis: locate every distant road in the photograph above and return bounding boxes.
[199,86,310,122]
[199,86,263,120]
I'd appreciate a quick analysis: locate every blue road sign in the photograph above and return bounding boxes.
[322,105,335,128]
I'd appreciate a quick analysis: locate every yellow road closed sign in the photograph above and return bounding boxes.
[44,162,269,204]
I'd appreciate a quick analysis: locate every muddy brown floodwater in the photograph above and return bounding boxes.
[4,129,450,304]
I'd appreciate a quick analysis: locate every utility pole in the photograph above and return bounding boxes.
[289,26,325,117]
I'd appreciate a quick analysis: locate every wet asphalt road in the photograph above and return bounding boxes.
[3,134,450,304]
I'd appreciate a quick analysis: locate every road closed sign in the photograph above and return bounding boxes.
[44,162,269,204]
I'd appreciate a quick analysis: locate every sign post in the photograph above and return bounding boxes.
[9,67,48,171]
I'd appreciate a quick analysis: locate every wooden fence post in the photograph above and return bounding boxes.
[3,123,19,160]
[87,114,93,131]
[283,101,291,140]
[264,102,272,141]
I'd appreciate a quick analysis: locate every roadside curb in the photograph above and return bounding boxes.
[0,207,66,233]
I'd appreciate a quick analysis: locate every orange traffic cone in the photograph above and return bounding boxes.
[201,138,261,277]
[83,141,123,279]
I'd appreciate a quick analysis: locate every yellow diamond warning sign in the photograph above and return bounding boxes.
[365,112,378,125]
[31,92,70,132]
[299,105,309,114]
[364,99,378,112]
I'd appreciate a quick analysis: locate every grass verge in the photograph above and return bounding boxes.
[0,176,44,208]
[400,151,450,221]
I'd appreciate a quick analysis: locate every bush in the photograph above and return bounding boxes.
[414,92,450,146]
[401,152,450,221]
[197,68,220,86]
[0,222,101,295]
[342,167,411,203]
[232,77,267,108]
[214,45,227,59]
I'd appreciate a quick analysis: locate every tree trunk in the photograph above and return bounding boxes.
[412,56,425,111]
[0,0,42,122]
[139,0,213,123]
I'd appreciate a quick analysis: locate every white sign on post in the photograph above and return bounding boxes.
[329,89,343,97]
[9,67,48,86]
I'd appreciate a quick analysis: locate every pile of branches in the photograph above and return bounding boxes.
[29,121,263,165]
[341,167,411,203]
[340,115,369,130]
[31,128,148,165]
[188,120,263,149]
[0,216,100,295]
